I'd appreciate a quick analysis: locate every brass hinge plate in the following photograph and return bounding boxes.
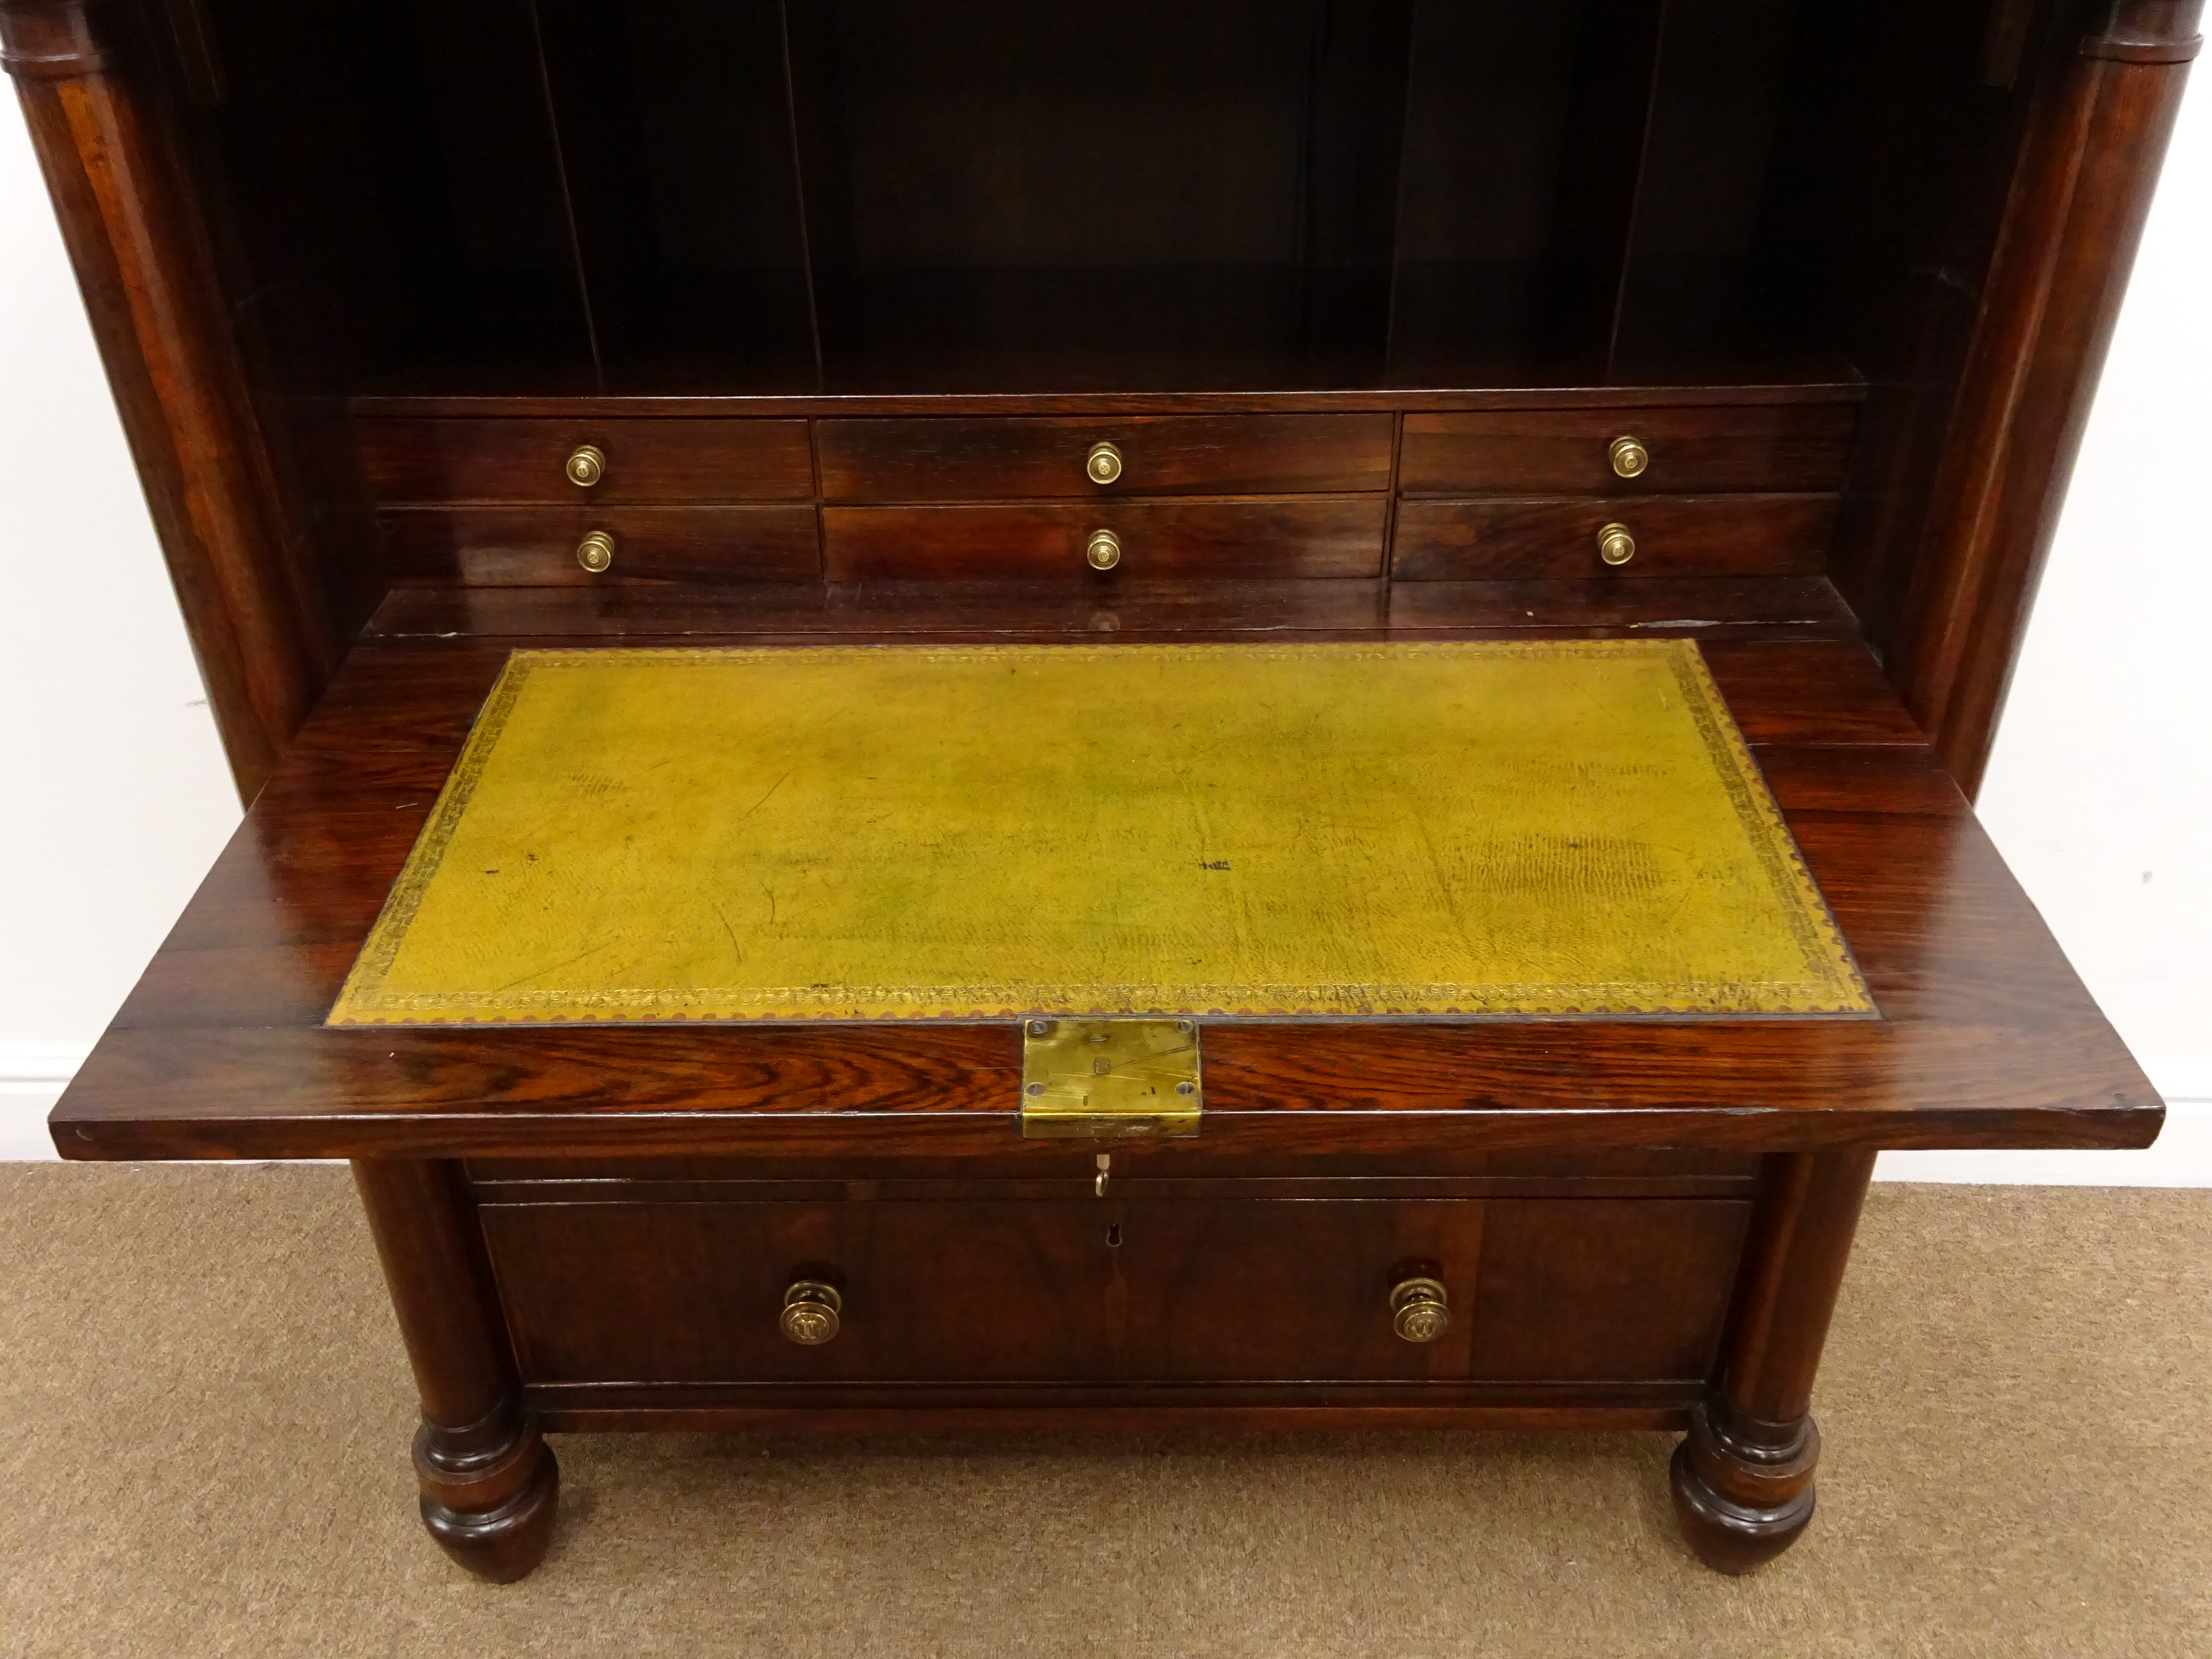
[1019,1018,1201,1139]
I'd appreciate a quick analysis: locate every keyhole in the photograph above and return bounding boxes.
[1105,1223,1122,1248]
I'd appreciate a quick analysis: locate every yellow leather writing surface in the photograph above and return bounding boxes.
[329,640,1872,1024]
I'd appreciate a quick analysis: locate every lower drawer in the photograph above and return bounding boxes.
[377,506,822,584]
[479,1196,1749,1387]
[1390,494,1836,580]
[820,499,1388,581]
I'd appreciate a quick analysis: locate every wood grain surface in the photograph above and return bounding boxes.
[49,587,2160,1161]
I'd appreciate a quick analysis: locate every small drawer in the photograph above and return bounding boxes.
[357,417,815,503]
[377,506,822,584]
[483,1200,1113,1385]
[1391,494,1837,580]
[1399,404,1857,496]
[817,414,1395,501]
[822,499,1387,580]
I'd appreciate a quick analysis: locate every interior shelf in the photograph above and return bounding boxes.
[198,0,1961,400]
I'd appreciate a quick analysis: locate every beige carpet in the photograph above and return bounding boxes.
[1,1166,2205,1658]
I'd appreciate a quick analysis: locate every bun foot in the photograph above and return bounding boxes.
[1669,1399,1819,1575]
[413,1417,560,1583]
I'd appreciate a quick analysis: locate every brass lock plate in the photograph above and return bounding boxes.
[1020,1018,1200,1139]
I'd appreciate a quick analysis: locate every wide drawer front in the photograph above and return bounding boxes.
[1399,405,1857,495]
[817,414,1396,501]
[357,417,816,503]
[822,500,1388,580]
[378,506,822,584]
[1391,494,1837,580]
[480,1196,1750,1386]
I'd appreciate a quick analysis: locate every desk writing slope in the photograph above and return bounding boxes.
[327,640,1871,1024]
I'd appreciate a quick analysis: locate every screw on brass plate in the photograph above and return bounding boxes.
[1176,1021,1193,1033]
[1176,1081,1196,1096]
[1026,1081,1046,1096]
[1092,1058,1111,1074]
[1029,1019,1051,1036]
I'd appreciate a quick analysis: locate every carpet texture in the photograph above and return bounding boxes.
[1,1165,2205,1658]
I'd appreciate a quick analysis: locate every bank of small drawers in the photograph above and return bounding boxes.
[1392,403,1856,580]
[354,398,1857,586]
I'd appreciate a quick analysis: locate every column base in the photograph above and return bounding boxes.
[1669,1399,1819,1575]
[412,1416,560,1583]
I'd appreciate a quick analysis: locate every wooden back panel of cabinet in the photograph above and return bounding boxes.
[5,0,2200,805]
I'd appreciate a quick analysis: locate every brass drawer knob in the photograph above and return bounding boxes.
[780,1281,842,1346]
[575,529,615,573]
[1598,522,1635,566]
[1086,528,1122,571]
[1390,1276,1450,1343]
[565,443,607,487]
[1085,440,1124,485]
[1608,435,1649,478]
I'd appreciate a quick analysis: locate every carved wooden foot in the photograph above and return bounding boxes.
[1670,1398,1819,1574]
[413,1407,560,1583]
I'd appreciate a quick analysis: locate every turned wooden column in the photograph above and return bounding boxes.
[1897,0,2203,797]
[1671,1147,1877,1574]
[353,1159,559,1584]
[1,0,324,801]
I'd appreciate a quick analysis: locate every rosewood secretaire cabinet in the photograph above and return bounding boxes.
[9,0,2193,1581]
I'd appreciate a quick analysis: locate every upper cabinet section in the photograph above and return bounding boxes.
[186,0,2040,397]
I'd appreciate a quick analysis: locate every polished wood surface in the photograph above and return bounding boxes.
[357,417,816,503]
[818,414,1397,500]
[479,1191,1744,1387]
[1671,1148,1877,1574]
[378,506,823,586]
[1,0,328,800]
[1398,405,1857,496]
[822,500,1387,581]
[1390,495,1835,580]
[1893,0,2203,794]
[13,0,2192,1583]
[353,1159,557,1583]
[52,587,2159,1162]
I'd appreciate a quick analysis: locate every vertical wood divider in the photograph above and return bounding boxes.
[1,0,324,801]
[1895,0,2202,795]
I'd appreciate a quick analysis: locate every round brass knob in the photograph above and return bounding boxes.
[1086,528,1122,571]
[780,1281,842,1346]
[1390,1276,1450,1344]
[1085,441,1124,485]
[565,443,607,488]
[1597,522,1635,566]
[1608,435,1649,479]
[575,529,615,573]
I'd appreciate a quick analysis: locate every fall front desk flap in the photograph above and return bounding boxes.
[327,640,1872,1025]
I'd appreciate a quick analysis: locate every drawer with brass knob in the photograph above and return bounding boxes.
[476,1190,1750,1395]
[357,417,814,504]
[375,506,822,585]
[822,500,1386,581]
[1390,495,1837,580]
[816,414,1393,501]
[1399,404,1857,496]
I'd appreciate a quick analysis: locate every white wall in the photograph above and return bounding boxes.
[0,109,243,1156]
[1,82,2205,1173]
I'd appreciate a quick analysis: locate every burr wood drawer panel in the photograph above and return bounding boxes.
[822,500,1388,580]
[1398,405,1858,495]
[816,414,1397,500]
[1390,495,1838,580]
[477,1196,1749,1386]
[356,417,816,503]
[377,506,822,584]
